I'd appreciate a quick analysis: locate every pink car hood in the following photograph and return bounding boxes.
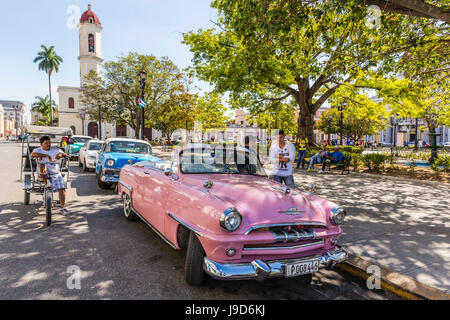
[181,174,329,227]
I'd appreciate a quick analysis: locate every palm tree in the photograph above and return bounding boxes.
[31,95,58,126]
[33,45,63,127]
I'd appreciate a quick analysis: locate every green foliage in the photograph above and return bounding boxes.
[435,154,450,172]
[306,146,363,157]
[361,153,391,172]
[33,45,63,76]
[31,95,58,127]
[183,0,428,142]
[194,92,231,132]
[33,45,63,126]
[81,53,186,133]
[247,100,297,136]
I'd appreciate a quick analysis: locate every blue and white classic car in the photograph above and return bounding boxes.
[95,138,160,189]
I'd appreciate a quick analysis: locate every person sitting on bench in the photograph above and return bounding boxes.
[306,145,330,172]
[319,146,344,173]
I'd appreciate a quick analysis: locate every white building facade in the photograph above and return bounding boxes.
[57,5,152,139]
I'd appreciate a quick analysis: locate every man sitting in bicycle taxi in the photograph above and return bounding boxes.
[31,136,70,215]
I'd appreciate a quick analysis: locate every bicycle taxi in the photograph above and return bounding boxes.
[21,126,72,226]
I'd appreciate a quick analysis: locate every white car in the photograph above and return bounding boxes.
[78,140,104,172]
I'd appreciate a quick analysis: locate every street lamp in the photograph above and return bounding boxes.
[80,111,86,136]
[338,105,344,146]
[138,69,147,141]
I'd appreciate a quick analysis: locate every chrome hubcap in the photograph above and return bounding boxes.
[124,195,131,217]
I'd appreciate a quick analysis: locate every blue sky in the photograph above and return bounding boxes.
[0,0,217,121]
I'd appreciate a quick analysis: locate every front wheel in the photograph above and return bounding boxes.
[97,170,111,189]
[185,232,206,286]
[44,190,52,227]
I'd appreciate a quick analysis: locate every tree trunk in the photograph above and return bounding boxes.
[292,81,316,145]
[296,104,315,145]
[48,74,53,127]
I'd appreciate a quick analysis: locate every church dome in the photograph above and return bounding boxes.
[80,4,101,25]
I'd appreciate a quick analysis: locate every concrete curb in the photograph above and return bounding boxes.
[336,250,450,300]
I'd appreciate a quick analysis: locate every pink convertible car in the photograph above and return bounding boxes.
[117,145,348,286]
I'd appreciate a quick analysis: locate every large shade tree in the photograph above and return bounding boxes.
[364,0,450,23]
[81,53,180,134]
[33,45,63,127]
[183,0,440,144]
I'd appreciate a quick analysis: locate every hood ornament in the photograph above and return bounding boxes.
[278,207,304,215]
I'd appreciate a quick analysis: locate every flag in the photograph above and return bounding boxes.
[138,98,147,108]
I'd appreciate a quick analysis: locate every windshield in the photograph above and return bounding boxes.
[72,137,92,144]
[180,148,266,176]
[88,142,103,151]
[108,141,150,154]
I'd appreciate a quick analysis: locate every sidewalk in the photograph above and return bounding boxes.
[290,167,450,295]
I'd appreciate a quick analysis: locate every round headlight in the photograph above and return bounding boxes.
[106,159,115,167]
[220,208,242,232]
[330,207,346,225]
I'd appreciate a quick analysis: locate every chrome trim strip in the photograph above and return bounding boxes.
[243,239,324,251]
[125,187,177,250]
[278,209,304,215]
[203,247,348,281]
[132,208,178,250]
[167,212,204,237]
[119,181,133,192]
[245,222,328,235]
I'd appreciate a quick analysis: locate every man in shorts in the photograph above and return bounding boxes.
[31,136,70,215]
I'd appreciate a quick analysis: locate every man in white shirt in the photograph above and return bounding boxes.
[31,136,70,215]
[269,130,296,189]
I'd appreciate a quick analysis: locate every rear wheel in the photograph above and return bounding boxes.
[44,190,52,227]
[123,193,139,221]
[185,232,206,286]
[83,160,88,172]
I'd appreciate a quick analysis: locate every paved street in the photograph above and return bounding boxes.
[0,142,396,300]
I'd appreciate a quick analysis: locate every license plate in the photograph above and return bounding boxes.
[285,259,320,277]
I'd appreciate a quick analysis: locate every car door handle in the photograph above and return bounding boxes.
[144,171,151,175]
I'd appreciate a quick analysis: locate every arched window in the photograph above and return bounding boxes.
[88,34,95,53]
[70,126,76,135]
[89,18,94,24]
[68,97,75,109]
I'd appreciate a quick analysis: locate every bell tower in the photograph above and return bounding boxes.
[78,4,103,86]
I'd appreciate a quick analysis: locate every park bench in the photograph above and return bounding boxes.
[324,156,351,175]
[302,155,351,175]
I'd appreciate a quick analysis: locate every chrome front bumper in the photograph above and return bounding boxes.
[100,168,121,182]
[203,247,348,281]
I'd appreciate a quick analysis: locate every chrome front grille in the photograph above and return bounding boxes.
[243,239,324,251]
[272,227,316,243]
[245,222,328,235]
